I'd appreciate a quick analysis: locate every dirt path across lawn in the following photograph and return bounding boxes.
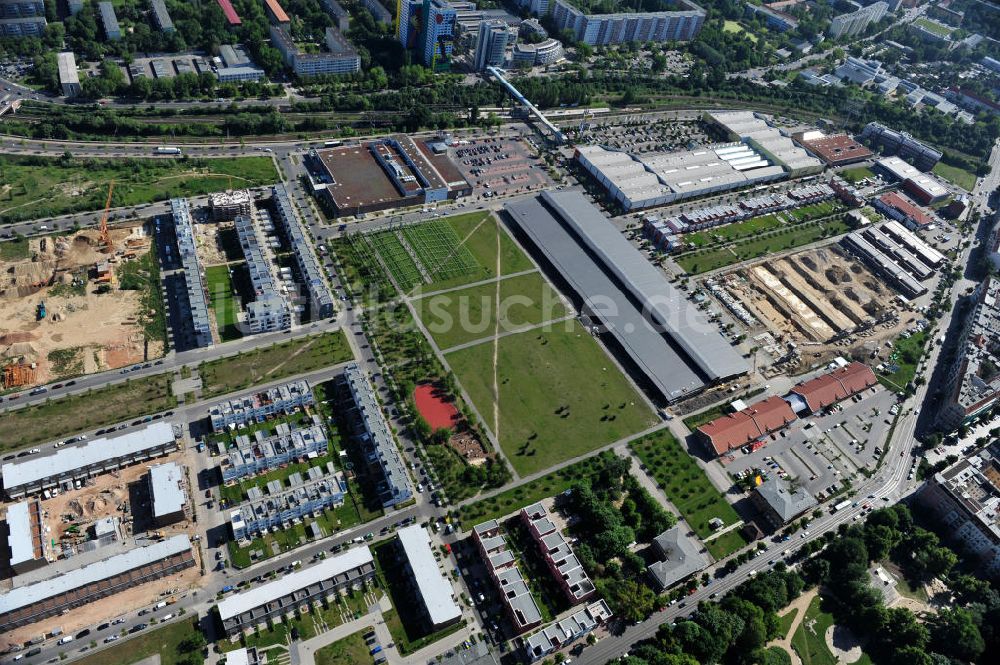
[767,587,819,665]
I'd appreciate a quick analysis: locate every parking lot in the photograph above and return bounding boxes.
[562,116,711,153]
[449,137,551,199]
[726,384,898,501]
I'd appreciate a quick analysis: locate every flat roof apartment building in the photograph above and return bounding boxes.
[217,546,375,635]
[3,499,48,574]
[919,444,1000,577]
[172,198,214,348]
[523,600,613,661]
[229,462,347,540]
[57,51,80,97]
[148,462,186,527]
[521,503,595,605]
[234,213,292,334]
[472,520,543,634]
[548,0,705,46]
[271,185,334,320]
[0,0,45,37]
[344,364,413,508]
[268,23,360,77]
[0,536,194,631]
[98,2,120,40]
[2,422,178,500]
[394,526,462,631]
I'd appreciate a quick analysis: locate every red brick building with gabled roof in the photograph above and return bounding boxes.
[789,362,877,413]
[696,395,798,456]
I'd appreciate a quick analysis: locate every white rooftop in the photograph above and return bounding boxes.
[149,462,185,518]
[216,546,374,621]
[5,501,35,567]
[397,525,462,627]
[1,422,175,491]
[0,535,191,615]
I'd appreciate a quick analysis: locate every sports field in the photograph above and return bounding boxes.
[413,271,569,350]
[341,211,535,299]
[446,320,656,476]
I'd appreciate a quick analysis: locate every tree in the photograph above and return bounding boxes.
[928,607,985,663]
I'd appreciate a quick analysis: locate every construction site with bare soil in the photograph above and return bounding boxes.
[715,245,920,376]
[0,447,201,647]
[0,224,163,390]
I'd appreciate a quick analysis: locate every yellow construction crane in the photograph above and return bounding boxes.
[99,180,115,253]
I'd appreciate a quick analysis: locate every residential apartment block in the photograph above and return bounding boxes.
[0,536,194,631]
[98,1,120,40]
[937,277,1000,431]
[235,213,292,334]
[523,600,613,662]
[3,499,48,574]
[172,198,214,348]
[1,422,178,500]
[271,185,334,320]
[548,0,705,46]
[217,547,376,635]
[208,379,315,432]
[229,462,347,540]
[394,526,462,631]
[343,364,413,508]
[472,520,543,634]
[828,1,887,39]
[269,23,360,77]
[220,420,328,483]
[521,502,596,604]
[919,444,1000,578]
[0,0,45,36]
[860,122,942,171]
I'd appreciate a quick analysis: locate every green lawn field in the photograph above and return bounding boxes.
[676,218,851,274]
[839,167,875,184]
[932,161,977,192]
[0,155,279,224]
[315,628,375,665]
[629,430,747,558]
[199,330,354,398]
[0,373,176,452]
[446,320,656,476]
[790,595,874,665]
[204,264,243,342]
[683,214,785,248]
[414,271,568,350]
[71,618,202,665]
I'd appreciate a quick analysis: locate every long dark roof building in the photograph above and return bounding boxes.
[505,190,748,402]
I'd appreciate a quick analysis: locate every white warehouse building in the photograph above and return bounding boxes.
[575,143,786,212]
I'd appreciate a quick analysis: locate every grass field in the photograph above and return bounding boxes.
[414,271,567,350]
[777,607,800,640]
[0,236,31,260]
[676,218,851,274]
[629,430,747,559]
[404,220,480,283]
[877,329,927,393]
[199,329,353,398]
[0,154,279,224]
[683,404,728,431]
[370,231,424,292]
[914,17,953,38]
[839,167,876,184]
[457,450,633,524]
[790,595,841,665]
[204,264,244,342]
[315,627,374,665]
[446,320,656,476]
[723,19,758,42]
[71,618,201,665]
[932,161,977,192]
[683,214,785,248]
[0,373,175,452]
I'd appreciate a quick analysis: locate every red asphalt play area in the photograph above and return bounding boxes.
[413,383,461,430]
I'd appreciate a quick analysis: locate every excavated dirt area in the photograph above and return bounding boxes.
[722,245,919,374]
[0,227,162,386]
[0,449,201,648]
